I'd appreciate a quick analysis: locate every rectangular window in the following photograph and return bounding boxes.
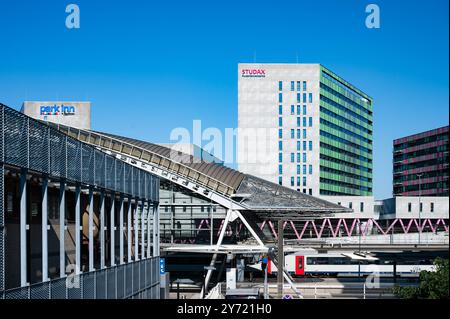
[420,203,423,212]
[297,165,301,175]
[303,129,307,139]
[297,141,301,151]
[291,129,295,139]
[297,81,301,91]
[349,202,353,209]
[291,177,295,187]
[279,117,283,126]
[303,153,307,162]
[291,105,295,114]
[279,105,282,115]
[309,165,313,175]
[291,153,295,163]
[303,105,307,115]
[303,81,307,91]
[279,141,283,151]
[303,141,307,151]
[431,202,434,213]
[279,81,283,91]
[297,153,301,163]
[279,93,283,103]
[279,129,283,139]
[279,153,283,163]
[297,177,301,187]
[297,93,301,103]
[291,81,295,91]
[360,202,364,213]
[303,93,307,103]
[297,117,301,127]
[279,165,283,175]
[303,176,307,187]
[297,105,301,115]
[309,189,312,195]
[309,117,313,127]
[309,93,313,103]
[303,117,307,127]
[297,129,301,139]
[309,141,313,151]
[279,176,283,185]
[303,165,307,174]
[408,203,412,212]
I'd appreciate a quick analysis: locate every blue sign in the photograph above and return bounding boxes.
[40,104,76,116]
[160,258,166,275]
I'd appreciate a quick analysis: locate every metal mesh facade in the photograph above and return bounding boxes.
[1,258,159,299]
[0,104,159,202]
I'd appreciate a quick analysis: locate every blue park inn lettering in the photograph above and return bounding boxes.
[40,104,76,116]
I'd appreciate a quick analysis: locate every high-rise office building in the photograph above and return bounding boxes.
[238,63,373,196]
[393,125,449,196]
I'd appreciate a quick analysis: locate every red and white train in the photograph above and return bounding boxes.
[251,250,435,277]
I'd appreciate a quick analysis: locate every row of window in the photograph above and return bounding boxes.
[321,71,371,107]
[320,153,373,173]
[163,206,217,213]
[279,152,308,163]
[279,165,313,175]
[336,201,365,212]
[279,81,307,92]
[278,104,308,116]
[278,93,313,104]
[407,202,435,213]
[278,129,308,141]
[320,106,372,135]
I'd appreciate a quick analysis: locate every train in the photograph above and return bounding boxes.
[249,250,436,277]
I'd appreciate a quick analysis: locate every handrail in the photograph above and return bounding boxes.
[48,122,238,197]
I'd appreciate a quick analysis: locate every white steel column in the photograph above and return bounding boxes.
[127,197,132,263]
[110,194,115,267]
[141,201,145,259]
[75,184,81,275]
[119,195,124,264]
[41,176,48,282]
[100,191,105,269]
[59,180,66,278]
[152,204,160,257]
[146,202,151,258]
[20,169,27,287]
[88,188,94,272]
[134,199,139,261]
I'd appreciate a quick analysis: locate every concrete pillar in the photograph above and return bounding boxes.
[75,184,81,275]
[89,188,94,272]
[19,169,27,287]
[110,194,115,267]
[41,177,48,282]
[59,180,66,278]
[100,191,105,269]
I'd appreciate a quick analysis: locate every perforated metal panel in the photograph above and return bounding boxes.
[67,138,82,182]
[132,167,139,199]
[115,160,124,194]
[4,108,28,167]
[0,164,4,292]
[94,150,105,188]
[68,285,82,299]
[81,144,95,185]
[140,261,145,290]
[96,269,106,299]
[82,272,95,299]
[0,105,3,162]
[28,120,49,174]
[4,286,29,299]
[30,281,50,299]
[125,165,132,196]
[133,262,139,294]
[50,278,67,299]
[125,263,133,297]
[106,156,115,190]
[107,268,116,299]
[117,264,125,299]
[50,130,66,178]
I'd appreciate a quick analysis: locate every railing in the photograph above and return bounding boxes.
[1,258,160,299]
[49,123,238,197]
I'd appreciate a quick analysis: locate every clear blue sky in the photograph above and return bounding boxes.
[0,0,448,199]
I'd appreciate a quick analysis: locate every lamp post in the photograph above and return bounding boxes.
[417,173,423,245]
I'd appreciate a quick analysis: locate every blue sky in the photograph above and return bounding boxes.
[0,0,448,199]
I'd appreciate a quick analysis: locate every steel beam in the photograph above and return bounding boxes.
[59,180,66,278]
[41,176,48,281]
